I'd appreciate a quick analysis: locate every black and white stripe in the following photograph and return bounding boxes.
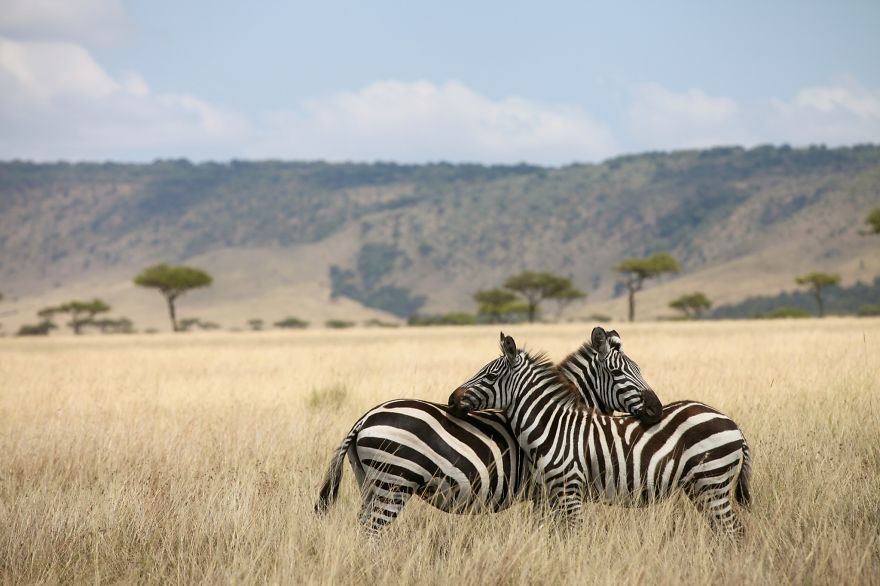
[449,333,752,537]
[314,329,661,535]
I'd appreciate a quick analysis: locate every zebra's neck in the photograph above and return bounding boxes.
[506,359,585,452]
[557,344,607,411]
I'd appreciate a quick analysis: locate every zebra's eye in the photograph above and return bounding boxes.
[610,369,625,378]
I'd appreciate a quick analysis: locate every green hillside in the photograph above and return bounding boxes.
[1,144,879,325]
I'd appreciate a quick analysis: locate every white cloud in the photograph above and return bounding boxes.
[623,80,880,153]
[250,80,618,165]
[1,25,878,164]
[625,82,749,151]
[0,0,128,46]
[0,37,247,160]
[0,40,617,164]
[0,38,118,101]
[767,79,880,146]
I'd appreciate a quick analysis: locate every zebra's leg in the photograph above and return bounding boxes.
[358,479,414,537]
[548,488,583,532]
[686,472,744,539]
[527,489,555,529]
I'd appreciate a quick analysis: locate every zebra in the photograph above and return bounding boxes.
[448,333,752,538]
[314,327,662,535]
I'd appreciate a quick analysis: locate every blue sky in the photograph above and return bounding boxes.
[1,0,878,164]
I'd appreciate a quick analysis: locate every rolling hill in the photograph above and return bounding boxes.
[1,144,879,332]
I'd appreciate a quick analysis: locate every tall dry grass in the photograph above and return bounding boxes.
[1,320,878,584]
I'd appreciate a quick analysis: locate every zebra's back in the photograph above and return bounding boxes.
[354,399,528,513]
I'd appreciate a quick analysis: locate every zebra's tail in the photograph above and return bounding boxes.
[314,414,367,514]
[735,434,752,508]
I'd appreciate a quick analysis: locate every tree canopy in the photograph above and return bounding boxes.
[795,273,840,289]
[615,253,681,281]
[865,208,880,235]
[134,264,213,298]
[134,264,213,332]
[473,288,523,323]
[550,286,587,320]
[669,292,712,319]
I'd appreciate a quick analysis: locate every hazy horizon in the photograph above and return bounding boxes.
[2,142,877,168]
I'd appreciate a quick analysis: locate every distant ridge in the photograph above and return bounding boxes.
[1,144,879,330]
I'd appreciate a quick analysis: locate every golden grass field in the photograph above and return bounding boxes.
[1,319,879,584]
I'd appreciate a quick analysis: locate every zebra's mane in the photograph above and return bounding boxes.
[522,350,587,407]
[557,341,598,372]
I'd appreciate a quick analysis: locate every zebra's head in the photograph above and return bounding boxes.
[587,326,662,424]
[448,332,522,417]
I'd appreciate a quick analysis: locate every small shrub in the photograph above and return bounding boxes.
[857,304,880,317]
[763,306,812,319]
[179,317,220,332]
[363,318,399,328]
[442,312,477,325]
[408,312,477,326]
[325,319,355,329]
[584,313,612,323]
[307,384,348,410]
[16,322,55,336]
[408,314,442,326]
[92,317,135,334]
[275,317,309,329]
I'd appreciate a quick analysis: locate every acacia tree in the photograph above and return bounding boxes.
[473,288,523,323]
[551,286,587,321]
[56,299,111,334]
[614,252,680,322]
[865,208,880,235]
[503,272,584,323]
[795,272,840,317]
[134,264,213,332]
[669,292,712,319]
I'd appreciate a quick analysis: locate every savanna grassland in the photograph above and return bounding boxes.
[1,319,879,585]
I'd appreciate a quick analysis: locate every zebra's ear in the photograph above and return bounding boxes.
[606,329,622,351]
[591,326,610,358]
[501,333,518,366]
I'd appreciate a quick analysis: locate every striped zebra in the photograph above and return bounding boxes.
[448,333,752,537]
[314,328,662,535]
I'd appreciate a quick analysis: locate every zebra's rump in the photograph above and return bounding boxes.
[353,399,528,512]
[580,400,748,504]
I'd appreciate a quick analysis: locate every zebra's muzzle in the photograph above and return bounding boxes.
[639,389,663,425]
[448,388,471,417]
